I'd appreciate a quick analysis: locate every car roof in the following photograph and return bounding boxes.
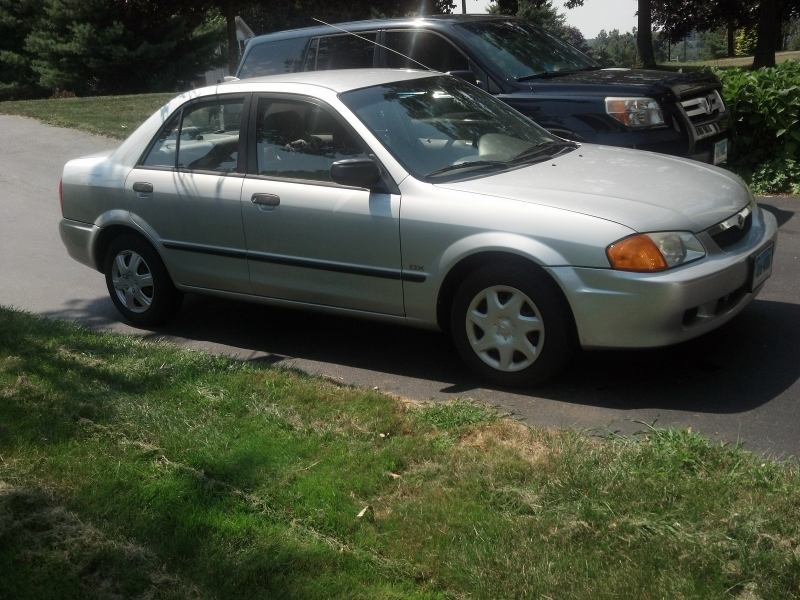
[245,15,522,45]
[220,68,440,94]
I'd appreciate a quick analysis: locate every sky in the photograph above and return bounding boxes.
[463,0,639,40]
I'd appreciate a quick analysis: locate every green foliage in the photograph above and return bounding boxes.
[717,60,800,193]
[0,0,45,100]
[516,1,589,53]
[24,0,225,96]
[735,28,758,56]
[699,28,729,60]
[588,29,637,67]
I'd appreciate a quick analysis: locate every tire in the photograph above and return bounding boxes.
[450,264,576,388]
[104,234,183,326]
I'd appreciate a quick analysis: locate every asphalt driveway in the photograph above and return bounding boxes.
[1,114,798,457]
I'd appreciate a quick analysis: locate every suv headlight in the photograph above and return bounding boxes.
[607,232,705,271]
[605,97,665,127]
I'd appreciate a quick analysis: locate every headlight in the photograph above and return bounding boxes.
[607,232,705,272]
[605,97,664,127]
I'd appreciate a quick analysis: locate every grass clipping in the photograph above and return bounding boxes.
[1,306,799,600]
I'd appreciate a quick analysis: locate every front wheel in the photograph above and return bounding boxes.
[104,234,183,326]
[450,265,575,388]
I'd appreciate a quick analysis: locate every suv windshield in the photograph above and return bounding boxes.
[340,76,571,180]
[455,20,598,81]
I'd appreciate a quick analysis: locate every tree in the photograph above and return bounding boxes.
[488,0,589,51]
[0,0,45,100]
[565,0,655,67]
[651,0,757,57]
[590,29,637,66]
[25,0,224,96]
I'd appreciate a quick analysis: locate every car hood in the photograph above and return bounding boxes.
[533,68,718,91]
[435,144,750,233]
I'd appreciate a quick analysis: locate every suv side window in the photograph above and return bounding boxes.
[384,31,469,73]
[254,98,368,182]
[238,37,308,78]
[306,33,378,71]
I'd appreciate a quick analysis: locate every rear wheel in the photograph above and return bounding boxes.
[104,234,182,326]
[450,264,575,387]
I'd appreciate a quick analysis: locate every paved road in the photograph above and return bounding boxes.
[2,115,798,457]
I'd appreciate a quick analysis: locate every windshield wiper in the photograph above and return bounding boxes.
[512,140,579,162]
[425,160,510,178]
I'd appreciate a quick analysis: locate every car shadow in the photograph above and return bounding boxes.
[43,293,800,416]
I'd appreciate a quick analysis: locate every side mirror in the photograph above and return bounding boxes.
[331,158,381,189]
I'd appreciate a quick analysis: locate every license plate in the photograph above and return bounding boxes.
[750,243,774,291]
[713,139,728,165]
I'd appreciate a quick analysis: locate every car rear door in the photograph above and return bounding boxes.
[126,95,251,293]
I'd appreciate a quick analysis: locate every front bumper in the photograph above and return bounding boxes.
[546,206,779,349]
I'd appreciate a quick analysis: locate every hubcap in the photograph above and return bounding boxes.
[465,285,544,372]
[111,250,154,313]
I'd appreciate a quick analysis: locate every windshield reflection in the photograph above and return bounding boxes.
[456,20,598,81]
[340,76,564,180]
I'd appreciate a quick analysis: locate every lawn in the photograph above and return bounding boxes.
[0,93,175,140]
[2,307,799,599]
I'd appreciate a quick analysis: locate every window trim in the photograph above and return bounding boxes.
[136,94,251,176]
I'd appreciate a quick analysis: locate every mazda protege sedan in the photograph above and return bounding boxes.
[59,69,777,387]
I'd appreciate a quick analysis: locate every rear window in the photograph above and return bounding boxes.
[238,37,308,78]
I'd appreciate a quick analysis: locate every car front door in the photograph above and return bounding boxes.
[126,96,251,293]
[240,95,404,316]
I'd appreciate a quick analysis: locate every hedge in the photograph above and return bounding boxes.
[716,61,800,195]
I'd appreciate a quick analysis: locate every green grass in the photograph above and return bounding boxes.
[0,93,175,140]
[658,50,800,71]
[2,307,800,599]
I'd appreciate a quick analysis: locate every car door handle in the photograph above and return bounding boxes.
[251,193,280,207]
[132,182,153,193]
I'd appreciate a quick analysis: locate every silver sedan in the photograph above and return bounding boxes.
[59,69,777,387]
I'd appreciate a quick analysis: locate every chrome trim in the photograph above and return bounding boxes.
[706,200,754,238]
[680,90,725,118]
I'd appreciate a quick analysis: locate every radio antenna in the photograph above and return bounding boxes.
[311,17,432,71]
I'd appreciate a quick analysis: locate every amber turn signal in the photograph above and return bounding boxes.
[607,234,668,271]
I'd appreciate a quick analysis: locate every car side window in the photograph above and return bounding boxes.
[141,113,181,168]
[385,31,469,73]
[307,33,377,71]
[140,100,245,172]
[255,98,368,182]
[176,100,244,173]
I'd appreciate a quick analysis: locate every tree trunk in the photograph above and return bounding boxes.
[225,0,238,75]
[636,0,656,68]
[727,20,735,57]
[753,0,779,68]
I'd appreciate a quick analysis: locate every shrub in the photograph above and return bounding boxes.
[716,61,800,194]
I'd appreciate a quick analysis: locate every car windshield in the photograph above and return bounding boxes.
[339,76,571,180]
[455,20,598,81]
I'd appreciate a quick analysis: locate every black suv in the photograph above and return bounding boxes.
[236,15,731,164]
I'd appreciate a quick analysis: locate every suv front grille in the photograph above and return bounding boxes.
[681,90,725,121]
